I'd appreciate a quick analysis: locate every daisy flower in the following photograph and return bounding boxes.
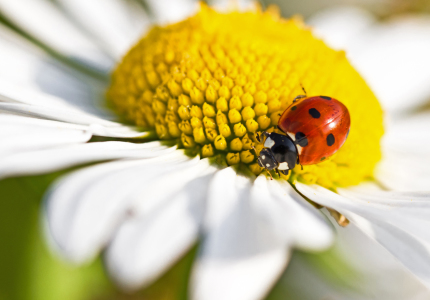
[1,1,430,299]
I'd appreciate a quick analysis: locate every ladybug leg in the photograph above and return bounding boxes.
[327,208,349,227]
[255,131,271,143]
[275,168,281,177]
[280,169,289,176]
[251,145,258,157]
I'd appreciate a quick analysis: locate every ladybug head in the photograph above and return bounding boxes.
[257,148,278,171]
[257,132,298,175]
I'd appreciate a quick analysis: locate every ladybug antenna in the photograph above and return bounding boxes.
[300,83,307,96]
[251,145,259,158]
[255,132,261,143]
[293,85,307,103]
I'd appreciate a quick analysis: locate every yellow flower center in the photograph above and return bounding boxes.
[107,4,384,188]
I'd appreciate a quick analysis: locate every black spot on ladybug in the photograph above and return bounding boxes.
[308,108,321,118]
[321,157,326,161]
[295,132,308,147]
[291,106,297,111]
[327,134,335,146]
[320,96,332,100]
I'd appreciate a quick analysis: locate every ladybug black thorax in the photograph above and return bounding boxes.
[257,132,298,174]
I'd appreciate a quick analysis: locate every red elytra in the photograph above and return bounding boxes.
[277,96,351,165]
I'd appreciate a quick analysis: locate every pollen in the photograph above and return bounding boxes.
[107,4,384,188]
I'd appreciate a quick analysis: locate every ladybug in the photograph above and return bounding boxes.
[256,90,351,176]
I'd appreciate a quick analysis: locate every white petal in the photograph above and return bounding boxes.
[310,6,430,113]
[0,114,89,133]
[192,169,290,300]
[0,115,91,157]
[308,6,376,51]
[105,159,217,290]
[0,0,112,71]
[268,179,334,251]
[0,71,81,109]
[0,79,145,138]
[340,185,430,245]
[56,0,150,58]
[0,25,111,118]
[0,102,145,137]
[376,150,430,192]
[382,112,430,153]
[208,0,255,11]
[376,112,430,191]
[0,80,112,120]
[296,182,430,289]
[0,128,90,157]
[0,140,175,179]
[45,151,195,263]
[145,0,197,24]
[86,123,148,138]
[0,113,148,140]
[351,16,430,114]
[279,221,430,300]
[332,219,430,299]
